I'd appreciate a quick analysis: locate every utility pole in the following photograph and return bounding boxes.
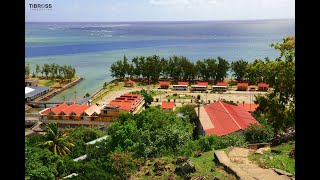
[250,90,251,112]
[74,91,77,103]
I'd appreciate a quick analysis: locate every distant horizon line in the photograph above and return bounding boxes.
[25,18,294,23]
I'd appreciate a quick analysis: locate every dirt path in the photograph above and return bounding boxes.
[227,147,293,180]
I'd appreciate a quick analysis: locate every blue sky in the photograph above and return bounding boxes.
[25,0,295,22]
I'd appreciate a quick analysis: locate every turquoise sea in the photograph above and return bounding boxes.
[25,19,295,101]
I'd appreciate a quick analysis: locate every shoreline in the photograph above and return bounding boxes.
[25,77,83,111]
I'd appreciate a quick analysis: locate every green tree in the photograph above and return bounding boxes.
[231,59,248,81]
[41,123,75,156]
[255,36,295,132]
[215,57,229,82]
[25,63,30,78]
[35,64,40,77]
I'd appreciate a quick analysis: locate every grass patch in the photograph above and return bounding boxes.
[166,94,195,100]
[92,82,125,103]
[189,149,236,179]
[248,141,295,175]
[131,149,235,179]
[38,79,57,86]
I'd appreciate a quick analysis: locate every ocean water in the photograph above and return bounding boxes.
[25,19,295,101]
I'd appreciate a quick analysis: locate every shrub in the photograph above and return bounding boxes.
[244,124,274,144]
[198,136,212,152]
[206,133,247,149]
[196,95,201,100]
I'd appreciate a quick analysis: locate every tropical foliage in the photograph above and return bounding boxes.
[25,63,76,81]
[254,36,295,132]
[40,123,75,156]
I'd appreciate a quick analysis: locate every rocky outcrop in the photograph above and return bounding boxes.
[174,157,196,176]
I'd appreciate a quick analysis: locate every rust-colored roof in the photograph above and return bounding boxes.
[39,108,51,115]
[159,81,170,85]
[237,103,259,112]
[108,101,132,111]
[126,80,135,85]
[72,104,89,116]
[51,103,69,115]
[258,83,269,88]
[237,83,248,87]
[84,104,101,116]
[216,82,228,86]
[197,82,208,86]
[195,101,260,136]
[162,102,175,109]
[178,82,189,85]
[61,104,79,115]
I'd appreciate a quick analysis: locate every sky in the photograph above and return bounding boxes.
[25,0,295,22]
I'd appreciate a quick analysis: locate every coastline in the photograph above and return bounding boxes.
[25,77,83,111]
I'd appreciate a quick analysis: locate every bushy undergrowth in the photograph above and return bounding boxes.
[244,124,274,144]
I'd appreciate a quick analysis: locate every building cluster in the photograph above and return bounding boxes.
[158,81,269,92]
[39,94,145,124]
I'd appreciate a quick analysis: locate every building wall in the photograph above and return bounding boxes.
[173,87,188,91]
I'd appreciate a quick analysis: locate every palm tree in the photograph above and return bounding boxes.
[40,123,75,156]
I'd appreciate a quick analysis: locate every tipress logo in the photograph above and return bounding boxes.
[29,4,52,10]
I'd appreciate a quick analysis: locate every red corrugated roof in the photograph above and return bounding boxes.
[61,104,80,115]
[159,81,170,85]
[237,103,259,112]
[39,108,51,115]
[178,82,189,85]
[258,83,269,88]
[51,103,69,115]
[162,102,175,109]
[197,82,208,86]
[72,104,89,115]
[216,82,228,86]
[199,101,260,136]
[237,83,248,87]
[108,101,132,111]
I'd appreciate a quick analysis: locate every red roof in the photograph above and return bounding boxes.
[197,82,208,86]
[39,108,51,115]
[72,104,89,115]
[61,104,80,115]
[216,82,228,86]
[237,103,259,112]
[159,81,170,85]
[178,82,189,85]
[162,102,175,109]
[126,80,135,85]
[51,103,69,115]
[196,101,260,136]
[237,83,248,87]
[108,101,132,111]
[258,83,269,88]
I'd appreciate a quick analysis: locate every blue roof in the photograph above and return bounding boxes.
[77,97,91,105]
[25,86,49,98]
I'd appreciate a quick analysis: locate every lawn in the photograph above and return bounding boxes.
[248,141,295,175]
[38,79,57,86]
[189,149,236,179]
[92,82,125,103]
[166,94,195,100]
